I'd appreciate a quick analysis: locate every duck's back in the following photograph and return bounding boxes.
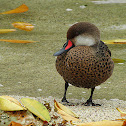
[56,41,114,88]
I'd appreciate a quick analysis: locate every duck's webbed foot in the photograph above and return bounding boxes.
[61,96,78,106]
[82,87,101,106]
[83,99,101,106]
[62,96,69,103]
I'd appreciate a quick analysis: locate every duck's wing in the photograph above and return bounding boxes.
[99,41,111,57]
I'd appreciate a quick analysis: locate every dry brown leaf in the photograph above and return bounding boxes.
[71,120,124,126]
[8,121,23,126]
[0,39,38,43]
[0,29,16,34]
[54,99,80,122]
[123,121,126,126]
[0,4,28,14]
[12,22,34,31]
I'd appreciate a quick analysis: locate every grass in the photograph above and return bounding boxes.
[0,0,126,101]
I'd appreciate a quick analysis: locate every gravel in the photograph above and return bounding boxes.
[6,95,126,125]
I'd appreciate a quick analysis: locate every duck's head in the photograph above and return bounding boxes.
[54,22,100,56]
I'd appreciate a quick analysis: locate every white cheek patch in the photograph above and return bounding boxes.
[75,35,96,46]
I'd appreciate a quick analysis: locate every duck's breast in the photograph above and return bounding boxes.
[56,46,114,88]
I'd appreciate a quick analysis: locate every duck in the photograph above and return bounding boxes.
[53,22,114,106]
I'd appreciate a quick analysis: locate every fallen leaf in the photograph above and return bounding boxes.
[0,95,26,111]
[0,4,28,14]
[123,121,126,126]
[116,108,126,117]
[103,39,126,44]
[54,99,78,118]
[12,22,34,31]
[1,95,21,106]
[71,120,124,126]
[0,29,16,34]
[54,99,80,122]
[21,98,51,122]
[116,119,126,121]
[56,108,80,122]
[0,39,38,43]
[112,59,125,63]
[8,121,22,126]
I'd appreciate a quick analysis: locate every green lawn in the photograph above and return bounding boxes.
[0,0,126,101]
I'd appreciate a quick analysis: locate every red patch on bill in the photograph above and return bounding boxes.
[65,40,73,50]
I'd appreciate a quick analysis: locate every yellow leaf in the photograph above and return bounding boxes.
[21,98,51,122]
[0,4,28,14]
[12,22,34,31]
[0,95,21,106]
[103,39,126,44]
[112,58,125,63]
[57,107,81,122]
[0,95,26,111]
[54,99,78,118]
[71,120,124,126]
[54,99,80,122]
[0,39,38,43]
[116,108,126,117]
[0,29,16,34]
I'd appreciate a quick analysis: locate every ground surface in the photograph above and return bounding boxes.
[0,0,126,101]
[1,96,126,125]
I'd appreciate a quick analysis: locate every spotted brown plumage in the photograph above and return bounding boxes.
[54,22,114,106]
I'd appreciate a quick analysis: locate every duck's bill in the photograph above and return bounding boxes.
[53,47,66,56]
[53,40,74,56]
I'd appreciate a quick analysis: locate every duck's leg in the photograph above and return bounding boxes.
[84,87,101,106]
[62,81,69,103]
